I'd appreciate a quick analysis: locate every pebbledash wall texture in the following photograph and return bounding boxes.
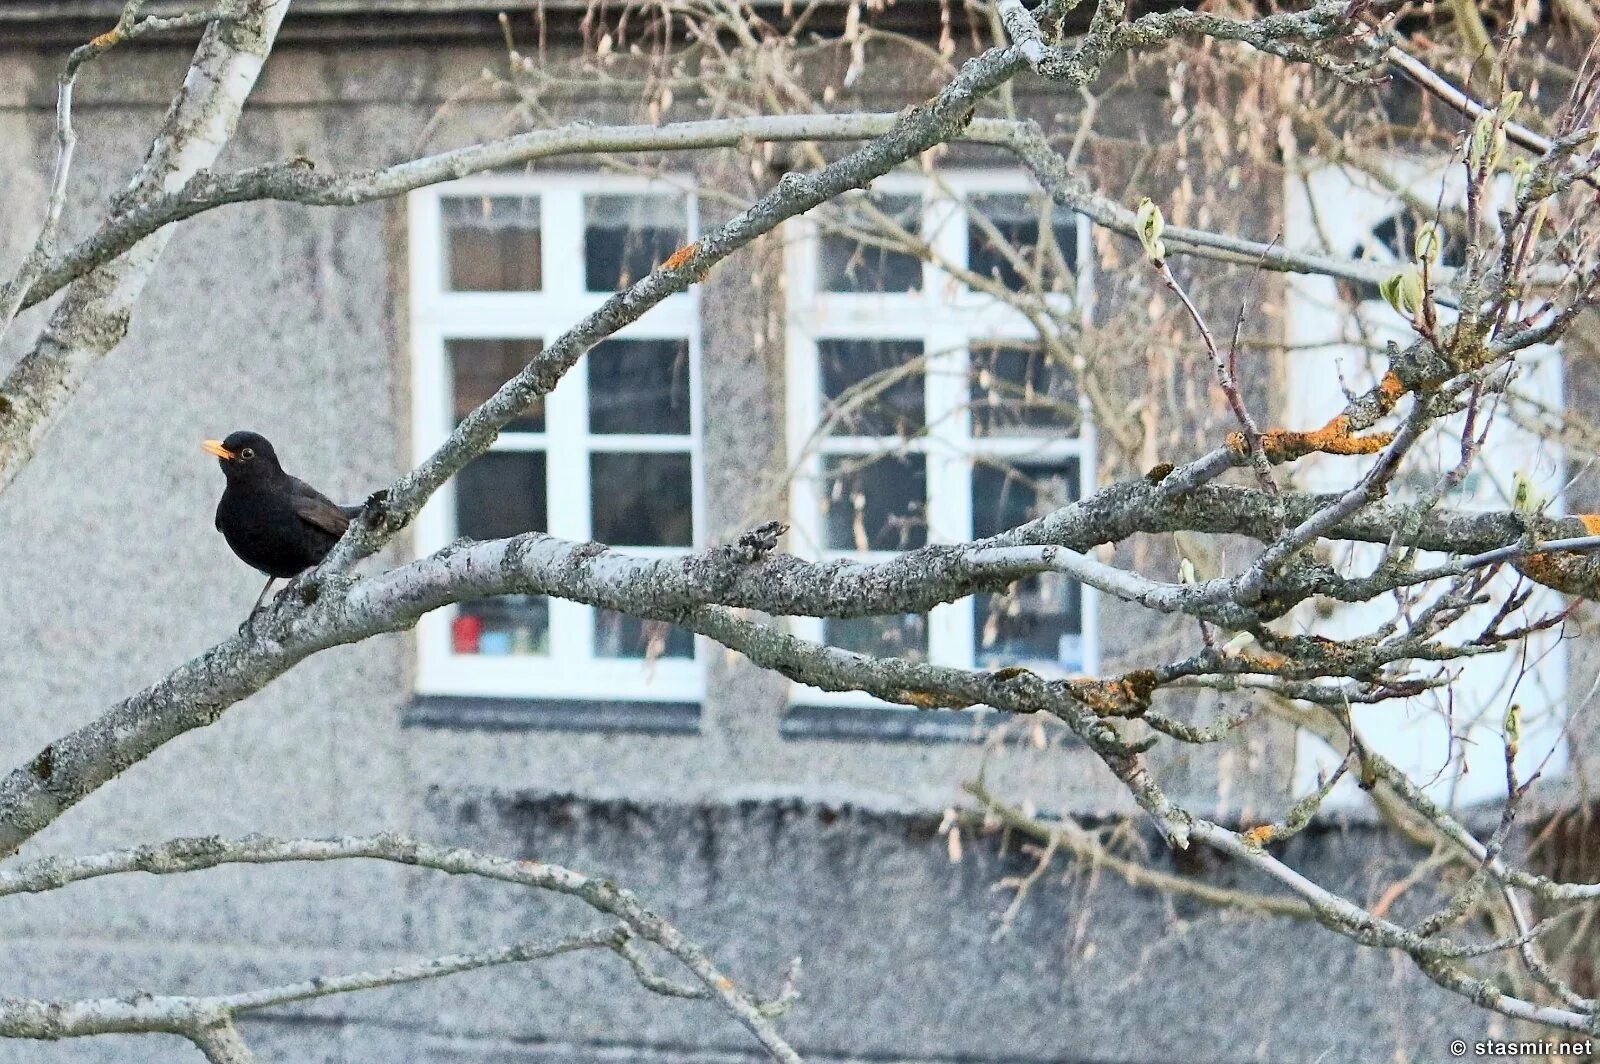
[0,4,1594,1063]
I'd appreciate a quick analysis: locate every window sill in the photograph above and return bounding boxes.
[404,695,701,735]
[780,702,1013,744]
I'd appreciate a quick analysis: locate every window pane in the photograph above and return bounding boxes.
[456,451,547,540]
[972,459,1078,539]
[442,196,542,292]
[593,609,695,660]
[588,339,692,435]
[966,194,1078,290]
[972,459,1083,672]
[819,339,925,437]
[970,343,1079,438]
[590,452,694,546]
[822,453,927,551]
[585,193,688,291]
[449,339,544,433]
[455,596,550,657]
[975,574,1083,671]
[824,614,928,661]
[818,192,923,293]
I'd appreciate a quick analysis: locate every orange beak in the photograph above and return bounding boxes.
[202,439,236,460]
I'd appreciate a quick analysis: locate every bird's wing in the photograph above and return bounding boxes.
[288,476,352,539]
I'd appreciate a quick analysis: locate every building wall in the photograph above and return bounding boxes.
[0,24,1580,1064]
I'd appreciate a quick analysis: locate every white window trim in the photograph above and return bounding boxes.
[1285,161,1568,807]
[784,169,1100,708]
[408,172,706,703]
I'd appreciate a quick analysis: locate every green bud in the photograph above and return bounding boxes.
[1413,221,1442,266]
[1512,471,1546,515]
[1504,702,1522,757]
[1379,265,1425,316]
[1499,90,1523,120]
[1469,113,1506,173]
[1511,156,1535,199]
[1136,197,1167,263]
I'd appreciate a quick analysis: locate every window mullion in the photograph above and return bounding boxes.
[541,187,595,664]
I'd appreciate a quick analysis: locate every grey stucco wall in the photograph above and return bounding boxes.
[0,26,1593,1064]
[0,798,1514,1064]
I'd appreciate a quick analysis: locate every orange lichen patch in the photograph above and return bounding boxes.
[1242,825,1276,847]
[1229,415,1395,462]
[89,28,123,49]
[1238,648,1291,670]
[898,689,975,710]
[1376,370,1406,409]
[662,242,700,271]
[1513,512,1600,598]
[1067,670,1159,717]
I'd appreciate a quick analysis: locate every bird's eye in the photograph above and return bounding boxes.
[240,447,255,461]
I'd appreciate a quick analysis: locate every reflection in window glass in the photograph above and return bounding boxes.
[442,196,542,292]
[971,459,1077,540]
[449,339,544,433]
[818,193,923,293]
[822,454,927,551]
[825,614,928,661]
[584,193,688,291]
[590,452,694,546]
[455,595,550,657]
[971,459,1082,671]
[970,343,1078,437]
[966,194,1077,290]
[588,339,691,435]
[594,609,695,659]
[819,339,925,437]
[975,574,1082,671]
[456,451,547,540]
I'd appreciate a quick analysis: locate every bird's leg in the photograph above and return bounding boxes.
[250,576,277,615]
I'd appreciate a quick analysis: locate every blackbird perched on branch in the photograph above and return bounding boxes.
[203,431,361,615]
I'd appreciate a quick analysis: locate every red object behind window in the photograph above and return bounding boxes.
[451,613,483,654]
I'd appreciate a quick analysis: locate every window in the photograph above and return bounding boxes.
[785,172,1097,709]
[409,174,703,703]
[1285,163,1568,806]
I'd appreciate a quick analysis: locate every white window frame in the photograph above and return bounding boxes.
[1285,162,1568,807]
[408,172,705,703]
[784,170,1099,708]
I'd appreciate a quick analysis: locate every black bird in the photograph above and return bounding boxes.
[203,431,361,614]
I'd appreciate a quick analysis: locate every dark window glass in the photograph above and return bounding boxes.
[456,451,547,540]
[966,194,1078,290]
[590,452,694,546]
[818,193,923,293]
[822,453,927,551]
[593,609,695,659]
[584,193,688,291]
[971,459,1078,540]
[588,339,692,435]
[448,339,544,433]
[819,339,924,437]
[824,614,928,661]
[442,196,542,291]
[970,343,1079,438]
[974,574,1083,670]
[971,459,1082,670]
[456,596,549,657]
